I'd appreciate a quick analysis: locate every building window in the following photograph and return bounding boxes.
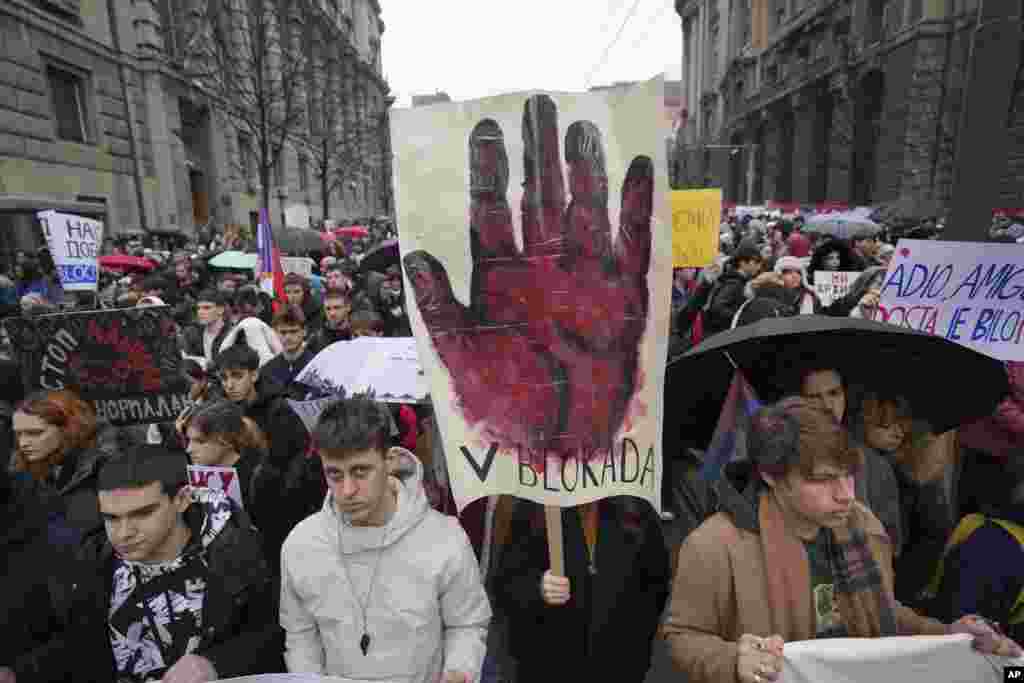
[274,155,285,188]
[47,65,88,143]
[298,154,309,192]
[774,0,787,30]
[741,0,751,46]
[238,133,254,183]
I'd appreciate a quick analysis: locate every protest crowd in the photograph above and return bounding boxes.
[2,190,1024,683]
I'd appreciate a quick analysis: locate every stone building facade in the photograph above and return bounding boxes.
[675,0,1024,212]
[0,0,392,267]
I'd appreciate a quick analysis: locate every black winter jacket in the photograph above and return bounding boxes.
[181,322,231,363]
[242,378,321,565]
[12,492,284,682]
[493,499,670,682]
[704,267,751,335]
[260,347,317,397]
[0,473,78,667]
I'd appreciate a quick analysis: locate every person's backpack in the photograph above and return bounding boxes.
[923,513,1024,628]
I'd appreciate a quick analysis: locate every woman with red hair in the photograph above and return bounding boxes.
[12,389,109,537]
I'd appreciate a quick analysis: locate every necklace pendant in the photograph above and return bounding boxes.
[588,562,598,576]
[360,632,371,656]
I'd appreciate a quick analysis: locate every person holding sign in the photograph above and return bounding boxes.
[491,497,669,682]
[183,398,283,569]
[279,397,490,682]
[663,398,1021,683]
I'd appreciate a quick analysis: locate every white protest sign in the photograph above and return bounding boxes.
[287,396,342,434]
[782,634,1019,683]
[187,464,244,510]
[877,240,1024,361]
[37,210,104,291]
[280,257,314,277]
[814,271,861,307]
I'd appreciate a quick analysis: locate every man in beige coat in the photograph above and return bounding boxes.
[663,398,1021,683]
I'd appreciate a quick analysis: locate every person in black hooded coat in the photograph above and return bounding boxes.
[493,498,670,683]
[0,468,78,668]
[214,344,321,562]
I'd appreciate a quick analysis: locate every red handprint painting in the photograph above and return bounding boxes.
[395,80,672,511]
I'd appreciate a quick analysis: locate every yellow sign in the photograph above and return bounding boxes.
[671,189,721,268]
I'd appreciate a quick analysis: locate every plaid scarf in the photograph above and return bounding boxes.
[760,491,899,639]
[830,524,899,637]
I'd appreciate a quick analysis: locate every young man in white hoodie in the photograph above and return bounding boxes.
[280,397,491,683]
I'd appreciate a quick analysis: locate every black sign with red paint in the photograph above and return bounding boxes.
[3,306,191,426]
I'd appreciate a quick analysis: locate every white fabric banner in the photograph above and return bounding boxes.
[783,634,1021,683]
[37,210,103,291]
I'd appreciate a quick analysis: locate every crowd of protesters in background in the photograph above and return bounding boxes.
[1,206,1024,683]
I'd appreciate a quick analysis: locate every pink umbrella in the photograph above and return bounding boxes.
[98,255,157,273]
[332,225,370,238]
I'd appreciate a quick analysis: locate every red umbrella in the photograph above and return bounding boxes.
[99,255,157,273]
[332,225,370,238]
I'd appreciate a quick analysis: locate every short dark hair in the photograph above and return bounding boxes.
[272,304,306,328]
[140,275,167,292]
[97,444,188,497]
[781,361,846,398]
[733,244,763,265]
[350,309,384,331]
[196,289,225,306]
[283,272,309,292]
[233,286,263,309]
[313,396,391,457]
[750,397,863,480]
[323,287,350,304]
[215,344,260,372]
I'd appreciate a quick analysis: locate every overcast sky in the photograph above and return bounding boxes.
[381,0,683,108]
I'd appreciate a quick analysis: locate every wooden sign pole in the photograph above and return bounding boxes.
[544,505,564,576]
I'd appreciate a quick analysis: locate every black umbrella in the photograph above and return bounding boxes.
[360,239,400,274]
[276,227,325,254]
[665,315,1008,449]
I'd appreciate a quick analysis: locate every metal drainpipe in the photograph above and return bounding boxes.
[927,0,956,201]
[107,0,150,233]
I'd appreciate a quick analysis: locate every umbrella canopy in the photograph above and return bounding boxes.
[208,251,259,270]
[276,227,327,254]
[805,211,882,240]
[332,225,370,238]
[296,336,427,403]
[359,239,400,274]
[871,197,944,226]
[665,315,1008,449]
[98,255,156,273]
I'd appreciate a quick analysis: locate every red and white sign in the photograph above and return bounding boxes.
[188,464,244,510]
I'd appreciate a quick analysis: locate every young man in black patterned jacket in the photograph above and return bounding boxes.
[2,445,282,683]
